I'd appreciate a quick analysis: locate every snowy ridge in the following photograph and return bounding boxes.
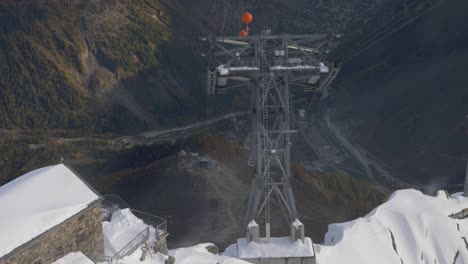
[0,164,99,257]
[316,189,468,264]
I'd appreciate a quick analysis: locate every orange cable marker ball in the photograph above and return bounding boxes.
[242,12,253,25]
[240,30,248,38]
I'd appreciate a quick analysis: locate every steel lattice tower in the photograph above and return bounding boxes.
[203,30,339,242]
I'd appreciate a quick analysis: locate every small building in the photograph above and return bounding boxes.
[0,164,104,264]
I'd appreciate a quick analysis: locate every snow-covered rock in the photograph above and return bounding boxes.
[103,209,157,257]
[316,189,468,264]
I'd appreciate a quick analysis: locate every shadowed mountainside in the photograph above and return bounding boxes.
[69,133,386,248]
[332,0,468,184]
[0,0,466,197]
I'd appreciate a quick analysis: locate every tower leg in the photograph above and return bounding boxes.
[464,160,468,197]
[265,223,271,242]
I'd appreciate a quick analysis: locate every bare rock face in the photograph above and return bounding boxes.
[165,255,176,264]
[205,244,219,255]
[449,209,468,220]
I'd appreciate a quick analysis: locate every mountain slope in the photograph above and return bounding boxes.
[332,0,468,184]
[0,0,383,132]
[0,0,170,130]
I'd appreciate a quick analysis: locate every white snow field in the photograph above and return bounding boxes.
[170,243,250,264]
[224,237,314,259]
[53,252,95,264]
[103,251,168,264]
[102,208,157,257]
[0,164,99,257]
[316,189,468,264]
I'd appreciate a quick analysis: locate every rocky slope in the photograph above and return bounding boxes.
[332,0,468,184]
[0,0,173,131]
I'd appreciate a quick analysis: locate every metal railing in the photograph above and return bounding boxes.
[102,194,130,209]
[226,58,260,69]
[101,195,168,262]
[101,195,130,222]
[104,227,150,262]
[271,57,319,68]
[131,209,168,240]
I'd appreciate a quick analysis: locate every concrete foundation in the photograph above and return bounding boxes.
[290,219,305,242]
[236,236,315,264]
[247,221,260,243]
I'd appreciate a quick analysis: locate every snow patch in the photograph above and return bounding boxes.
[170,243,250,264]
[232,237,314,259]
[107,251,167,264]
[247,220,258,228]
[317,189,468,264]
[217,65,259,76]
[320,62,329,73]
[102,208,156,257]
[53,252,94,264]
[270,65,317,70]
[292,219,303,228]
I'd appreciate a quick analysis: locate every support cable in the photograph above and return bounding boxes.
[339,0,444,63]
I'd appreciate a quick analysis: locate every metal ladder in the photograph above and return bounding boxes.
[260,30,272,240]
[317,63,341,93]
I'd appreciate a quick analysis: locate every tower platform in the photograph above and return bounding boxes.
[225,237,315,264]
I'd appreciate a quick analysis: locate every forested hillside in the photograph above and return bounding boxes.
[0,0,170,131]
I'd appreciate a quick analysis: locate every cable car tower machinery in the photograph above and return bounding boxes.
[203,21,338,242]
[201,0,446,244]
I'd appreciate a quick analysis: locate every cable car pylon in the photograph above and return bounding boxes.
[202,12,338,244]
